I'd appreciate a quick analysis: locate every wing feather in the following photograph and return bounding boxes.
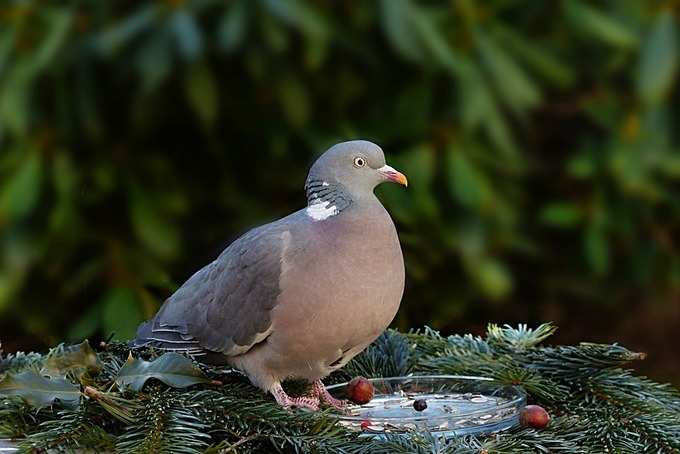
[134,223,289,358]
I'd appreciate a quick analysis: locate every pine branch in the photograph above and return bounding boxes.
[406,326,492,360]
[588,369,680,413]
[1,324,679,453]
[341,330,413,380]
[0,351,43,375]
[521,343,647,380]
[486,323,558,350]
[482,416,586,453]
[312,432,485,454]
[0,397,45,439]
[18,405,115,453]
[188,386,356,453]
[416,349,570,402]
[573,372,680,453]
[116,385,210,454]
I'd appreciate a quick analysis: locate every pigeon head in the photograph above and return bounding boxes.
[304,140,407,221]
[305,140,407,201]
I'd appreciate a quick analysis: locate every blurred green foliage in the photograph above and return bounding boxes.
[1,0,679,376]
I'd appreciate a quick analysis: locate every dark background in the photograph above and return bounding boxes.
[1,1,679,384]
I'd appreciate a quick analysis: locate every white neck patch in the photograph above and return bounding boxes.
[306,200,338,221]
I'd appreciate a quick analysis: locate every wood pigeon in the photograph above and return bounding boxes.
[134,140,407,410]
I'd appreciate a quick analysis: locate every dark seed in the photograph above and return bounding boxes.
[413,399,427,411]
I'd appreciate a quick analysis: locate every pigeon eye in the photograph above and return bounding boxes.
[353,157,366,168]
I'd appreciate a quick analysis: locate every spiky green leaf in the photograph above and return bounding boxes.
[0,370,80,409]
[115,353,210,392]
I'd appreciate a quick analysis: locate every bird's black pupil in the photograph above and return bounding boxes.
[357,159,363,166]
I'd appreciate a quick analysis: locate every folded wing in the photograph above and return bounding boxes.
[134,224,287,359]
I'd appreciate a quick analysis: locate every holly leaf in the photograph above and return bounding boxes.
[115,353,210,392]
[0,370,80,409]
[43,340,103,379]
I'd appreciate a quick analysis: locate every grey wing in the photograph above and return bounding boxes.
[134,224,289,358]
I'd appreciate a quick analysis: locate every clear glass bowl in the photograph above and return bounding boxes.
[326,375,526,436]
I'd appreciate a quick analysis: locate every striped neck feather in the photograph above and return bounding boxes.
[304,180,352,221]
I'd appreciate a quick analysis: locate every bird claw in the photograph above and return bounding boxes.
[271,381,349,413]
[285,396,320,412]
[271,383,320,411]
[312,379,349,413]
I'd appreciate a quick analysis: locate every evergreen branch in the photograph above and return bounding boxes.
[492,367,570,403]
[576,371,680,452]
[188,387,357,452]
[482,416,586,453]
[589,369,680,414]
[1,325,678,453]
[406,327,492,360]
[0,351,43,375]
[417,350,570,402]
[562,401,655,453]
[311,432,484,454]
[116,385,210,454]
[486,323,558,349]
[96,350,127,386]
[0,397,45,439]
[341,330,413,379]
[626,411,680,453]
[520,343,646,380]
[18,405,115,453]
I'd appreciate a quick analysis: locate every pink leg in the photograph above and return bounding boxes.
[270,383,319,411]
[312,379,348,411]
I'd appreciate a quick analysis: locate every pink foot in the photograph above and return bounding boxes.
[312,379,348,412]
[271,383,320,411]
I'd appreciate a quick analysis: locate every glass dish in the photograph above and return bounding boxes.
[326,375,526,436]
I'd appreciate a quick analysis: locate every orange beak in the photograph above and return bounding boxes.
[378,165,408,187]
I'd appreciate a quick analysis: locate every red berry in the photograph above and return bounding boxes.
[360,420,371,430]
[347,376,374,405]
[520,405,550,429]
